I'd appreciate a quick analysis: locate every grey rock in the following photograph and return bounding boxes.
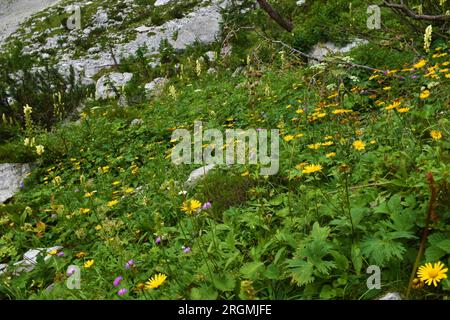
[13,246,63,275]
[95,72,133,100]
[154,0,172,6]
[185,164,216,186]
[379,292,402,300]
[130,118,144,126]
[308,39,368,64]
[144,77,168,97]
[0,163,31,203]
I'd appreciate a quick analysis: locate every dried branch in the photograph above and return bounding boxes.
[256,0,294,32]
[383,1,450,21]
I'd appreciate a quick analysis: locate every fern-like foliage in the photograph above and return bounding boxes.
[286,222,337,286]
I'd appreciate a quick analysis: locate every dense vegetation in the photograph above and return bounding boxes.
[0,0,449,300]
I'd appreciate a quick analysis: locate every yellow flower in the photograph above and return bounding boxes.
[412,278,425,289]
[396,107,410,113]
[446,74,450,79]
[325,152,336,158]
[84,191,96,198]
[241,171,249,177]
[48,249,58,256]
[420,90,430,99]
[307,143,321,150]
[124,187,134,194]
[75,251,87,259]
[295,109,304,114]
[383,86,392,91]
[385,101,401,111]
[332,109,352,115]
[107,200,119,207]
[101,166,110,173]
[417,261,448,287]
[302,164,323,174]
[370,140,377,145]
[283,135,295,142]
[36,145,45,156]
[430,130,442,140]
[181,199,202,215]
[95,225,102,231]
[321,141,334,146]
[353,140,366,151]
[145,273,167,289]
[84,259,94,269]
[413,59,427,69]
[80,208,91,214]
[112,181,121,186]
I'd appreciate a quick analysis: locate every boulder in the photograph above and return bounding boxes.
[308,39,368,64]
[185,164,216,186]
[155,0,172,6]
[144,77,168,97]
[0,163,31,203]
[12,246,63,275]
[95,72,133,100]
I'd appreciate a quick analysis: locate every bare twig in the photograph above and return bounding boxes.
[256,0,294,32]
[382,1,450,21]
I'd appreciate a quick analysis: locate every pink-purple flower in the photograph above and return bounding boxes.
[201,202,212,210]
[183,246,191,254]
[125,259,135,270]
[118,288,128,296]
[155,236,162,244]
[113,276,123,287]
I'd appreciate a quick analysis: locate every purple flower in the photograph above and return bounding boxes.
[411,75,418,79]
[183,247,191,254]
[57,251,65,257]
[117,288,128,296]
[113,276,123,287]
[124,259,135,270]
[201,202,212,210]
[67,266,77,276]
[20,182,24,189]
[155,236,161,244]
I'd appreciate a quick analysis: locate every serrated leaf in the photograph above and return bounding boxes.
[240,261,264,279]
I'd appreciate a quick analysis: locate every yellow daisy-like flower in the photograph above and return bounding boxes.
[124,187,135,194]
[241,171,249,177]
[302,164,323,174]
[84,259,94,269]
[321,141,334,146]
[396,107,410,113]
[326,152,336,158]
[353,140,366,151]
[420,90,430,99]
[145,273,167,289]
[307,143,321,150]
[95,225,102,231]
[417,261,448,287]
[385,101,401,111]
[80,208,91,214]
[413,59,427,69]
[48,249,58,256]
[430,130,442,140]
[283,135,295,142]
[107,200,119,207]
[181,199,202,215]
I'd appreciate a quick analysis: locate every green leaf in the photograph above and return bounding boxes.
[287,260,314,286]
[240,261,264,279]
[190,286,218,300]
[351,244,363,274]
[212,273,236,292]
